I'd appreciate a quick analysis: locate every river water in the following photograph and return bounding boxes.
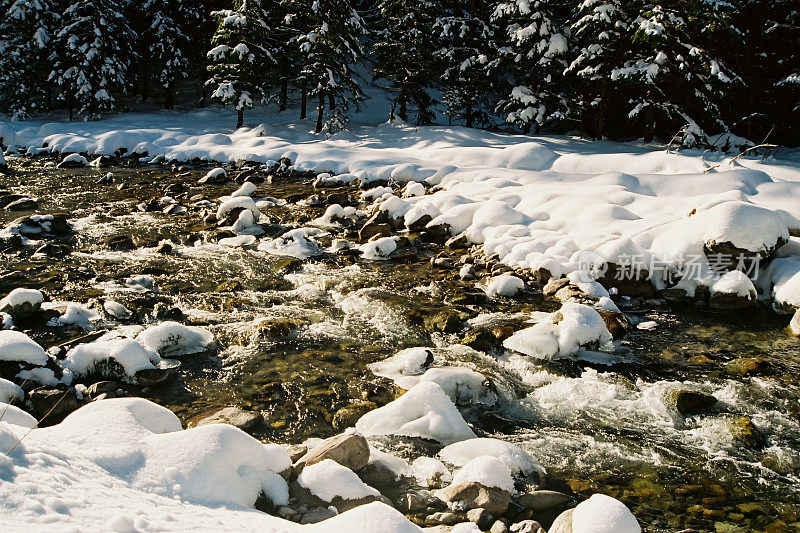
[2,158,799,532]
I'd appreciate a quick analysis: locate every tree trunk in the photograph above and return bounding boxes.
[279,57,288,112]
[522,123,531,134]
[398,92,408,122]
[164,79,175,110]
[315,92,325,133]
[237,108,244,129]
[300,81,307,119]
[465,99,473,129]
[328,92,335,113]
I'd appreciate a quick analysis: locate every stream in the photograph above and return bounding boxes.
[1,155,799,532]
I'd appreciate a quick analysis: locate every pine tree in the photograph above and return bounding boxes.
[565,0,629,138]
[436,0,498,129]
[290,0,366,133]
[0,0,59,119]
[49,0,136,120]
[206,0,277,128]
[143,0,201,109]
[610,1,738,146]
[492,0,569,133]
[373,0,439,124]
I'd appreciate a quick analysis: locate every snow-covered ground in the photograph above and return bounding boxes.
[2,108,799,309]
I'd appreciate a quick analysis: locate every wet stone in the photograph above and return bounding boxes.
[188,406,264,432]
[668,389,718,416]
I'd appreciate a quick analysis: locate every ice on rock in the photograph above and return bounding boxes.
[16,366,58,386]
[0,403,37,428]
[439,438,545,478]
[368,347,433,378]
[0,330,48,365]
[449,456,515,493]
[503,302,613,360]
[220,234,257,247]
[411,457,452,487]
[485,274,525,297]
[355,381,476,444]
[104,300,132,320]
[297,458,380,502]
[135,321,214,357]
[388,367,496,406]
[570,493,641,533]
[231,209,257,233]
[0,288,44,310]
[217,196,262,221]
[64,338,161,381]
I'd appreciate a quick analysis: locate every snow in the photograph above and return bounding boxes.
[385,367,496,406]
[64,338,160,381]
[355,381,476,444]
[503,302,613,360]
[766,257,800,312]
[485,274,525,297]
[1,111,799,304]
[231,181,258,197]
[44,301,100,328]
[305,502,421,533]
[205,167,227,181]
[217,196,261,220]
[0,288,44,310]
[135,321,214,357]
[368,447,411,478]
[790,310,800,336]
[296,459,380,502]
[0,330,49,365]
[360,236,399,260]
[439,438,545,478]
[0,377,23,404]
[104,300,132,319]
[61,153,88,166]
[710,270,756,298]
[0,403,37,428]
[449,456,516,493]
[570,493,641,533]
[411,457,452,487]
[257,228,323,259]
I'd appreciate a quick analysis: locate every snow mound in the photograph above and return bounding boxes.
[694,201,788,253]
[767,257,800,311]
[231,182,257,197]
[710,270,756,298]
[411,457,452,487]
[135,321,214,357]
[503,302,613,360]
[571,493,641,533]
[439,438,545,478]
[355,381,476,444]
[0,288,44,310]
[64,338,160,381]
[0,378,23,404]
[297,459,380,502]
[0,330,48,365]
[485,274,525,297]
[450,456,515,493]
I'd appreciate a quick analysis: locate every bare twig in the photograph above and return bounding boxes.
[704,143,779,173]
[5,389,70,456]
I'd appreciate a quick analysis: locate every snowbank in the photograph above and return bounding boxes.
[355,381,476,444]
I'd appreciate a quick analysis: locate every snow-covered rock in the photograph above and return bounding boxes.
[709,270,757,309]
[297,459,380,502]
[450,456,515,494]
[552,493,640,533]
[790,309,800,337]
[0,330,48,365]
[485,275,525,297]
[64,338,161,382]
[360,236,399,260]
[411,457,451,487]
[439,438,545,478]
[231,182,258,198]
[257,228,323,259]
[368,347,433,378]
[503,302,613,360]
[0,403,37,427]
[0,288,44,320]
[201,167,227,184]
[103,300,132,320]
[386,367,496,406]
[355,381,476,444]
[217,196,261,221]
[135,321,214,357]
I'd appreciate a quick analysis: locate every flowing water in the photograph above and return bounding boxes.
[2,157,799,532]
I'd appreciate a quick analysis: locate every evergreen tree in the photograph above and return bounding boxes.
[49,0,136,120]
[492,0,569,133]
[206,0,277,128]
[610,1,738,145]
[373,0,439,124]
[436,0,498,129]
[143,0,201,109]
[290,0,366,133]
[0,0,59,119]
[565,0,629,138]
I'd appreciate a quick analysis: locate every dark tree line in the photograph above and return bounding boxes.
[0,0,798,146]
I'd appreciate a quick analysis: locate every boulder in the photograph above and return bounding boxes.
[293,432,371,473]
[300,506,337,524]
[4,198,37,211]
[667,390,717,416]
[467,508,494,529]
[332,401,377,430]
[187,406,264,432]
[425,512,463,526]
[725,416,765,449]
[516,490,573,512]
[440,482,511,516]
[510,520,545,533]
[29,388,84,425]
